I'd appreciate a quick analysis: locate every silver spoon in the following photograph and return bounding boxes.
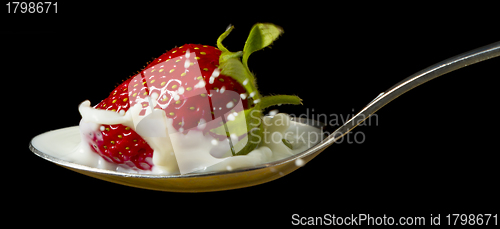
[29,41,500,192]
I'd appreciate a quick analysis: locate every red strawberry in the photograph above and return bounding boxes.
[83,23,302,171]
[133,44,249,134]
[86,124,154,170]
[96,44,248,133]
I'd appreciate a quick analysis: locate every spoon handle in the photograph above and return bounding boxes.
[327,41,500,144]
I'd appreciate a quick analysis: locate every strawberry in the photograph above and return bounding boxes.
[83,23,302,171]
[86,124,154,170]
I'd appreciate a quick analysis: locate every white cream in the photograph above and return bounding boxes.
[32,115,323,175]
[260,114,294,159]
[78,100,179,174]
[36,100,324,175]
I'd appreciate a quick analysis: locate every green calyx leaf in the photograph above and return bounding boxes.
[209,108,255,137]
[212,23,300,156]
[209,107,263,156]
[207,94,302,154]
[282,138,293,150]
[258,95,302,110]
[217,25,234,52]
[211,94,302,156]
[233,109,263,156]
[218,58,259,100]
[217,26,245,64]
[217,25,259,100]
[242,23,283,71]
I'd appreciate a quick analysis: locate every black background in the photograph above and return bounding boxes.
[4,2,499,226]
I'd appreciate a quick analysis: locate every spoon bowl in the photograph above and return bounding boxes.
[30,41,500,192]
[30,117,329,192]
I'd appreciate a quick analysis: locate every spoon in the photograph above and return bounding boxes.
[30,41,500,192]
